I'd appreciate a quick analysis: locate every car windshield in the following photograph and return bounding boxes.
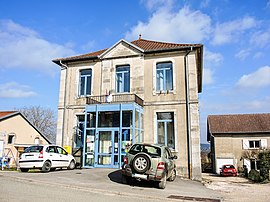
[224,165,235,169]
[129,144,161,157]
[24,146,43,153]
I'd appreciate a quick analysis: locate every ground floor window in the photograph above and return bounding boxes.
[74,115,85,148]
[157,112,175,149]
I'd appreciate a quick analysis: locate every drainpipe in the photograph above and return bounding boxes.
[60,60,68,147]
[184,46,193,179]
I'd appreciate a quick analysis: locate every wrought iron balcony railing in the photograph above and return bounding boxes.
[86,94,143,106]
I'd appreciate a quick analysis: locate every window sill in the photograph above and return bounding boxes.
[155,90,174,95]
[115,92,130,94]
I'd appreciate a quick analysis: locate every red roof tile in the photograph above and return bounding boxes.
[53,38,202,62]
[131,38,201,51]
[208,113,270,134]
[0,111,17,119]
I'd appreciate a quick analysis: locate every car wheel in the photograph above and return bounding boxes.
[158,173,167,189]
[67,160,76,170]
[168,169,176,181]
[132,154,150,173]
[42,161,51,172]
[20,168,29,172]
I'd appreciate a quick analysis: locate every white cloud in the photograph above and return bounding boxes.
[236,66,270,88]
[211,16,258,45]
[0,82,37,98]
[235,49,251,60]
[200,0,210,8]
[250,30,270,48]
[0,20,75,76]
[204,49,223,66]
[140,0,175,11]
[203,68,214,85]
[201,96,270,114]
[253,52,264,59]
[202,49,223,85]
[125,6,212,43]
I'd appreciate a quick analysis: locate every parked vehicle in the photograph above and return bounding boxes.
[122,143,177,189]
[220,164,237,176]
[19,145,76,172]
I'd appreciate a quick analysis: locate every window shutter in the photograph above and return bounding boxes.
[260,139,267,149]
[242,139,249,149]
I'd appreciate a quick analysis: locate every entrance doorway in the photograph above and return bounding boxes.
[82,103,144,168]
[95,129,119,168]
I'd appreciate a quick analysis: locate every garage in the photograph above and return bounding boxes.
[215,158,235,174]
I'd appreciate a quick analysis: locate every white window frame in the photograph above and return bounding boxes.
[76,66,94,98]
[242,139,267,149]
[115,65,130,93]
[154,110,177,151]
[152,58,176,95]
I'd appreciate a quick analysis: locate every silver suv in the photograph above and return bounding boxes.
[122,143,177,189]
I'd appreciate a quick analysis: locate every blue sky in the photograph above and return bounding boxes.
[0,0,270,143]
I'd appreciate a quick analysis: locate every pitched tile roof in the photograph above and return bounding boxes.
[208,113,270,134]
[131,38,202,51]
[53,38,202,62]
[0,111,17,119]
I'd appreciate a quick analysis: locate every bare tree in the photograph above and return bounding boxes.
[16,106,57,143]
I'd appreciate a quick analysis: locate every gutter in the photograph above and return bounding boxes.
[184,46,193,179]
[59,60,68,147]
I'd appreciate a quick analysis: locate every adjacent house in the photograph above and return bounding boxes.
[53,38,203,180]
[207,113,270,174]
[0,111,51,167]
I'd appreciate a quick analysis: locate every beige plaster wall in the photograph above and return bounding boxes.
[214,135,270,170]
[56,43,201,179]
[0,114,49,166]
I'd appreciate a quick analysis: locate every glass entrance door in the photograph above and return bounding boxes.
[95,130,119,168]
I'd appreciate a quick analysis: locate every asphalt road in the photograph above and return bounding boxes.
[0,169,222,202]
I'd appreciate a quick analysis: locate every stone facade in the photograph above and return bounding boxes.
[54,39,203,180]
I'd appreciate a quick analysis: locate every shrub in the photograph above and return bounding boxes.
[248,169,262,182]
[258,151,270,181]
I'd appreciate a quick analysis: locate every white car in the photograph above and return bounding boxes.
[19,145,76,172]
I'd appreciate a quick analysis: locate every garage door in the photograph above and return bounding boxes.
[216,158,234,174]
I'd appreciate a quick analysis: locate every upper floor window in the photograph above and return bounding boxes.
[156,62,173,92]
[243,139,267,149]
[116,65,130,93]
[157,112,175,149]
[249,140,260,149]
[8,134,15,144]
[79,69,92,96]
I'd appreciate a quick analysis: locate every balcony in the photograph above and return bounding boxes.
[86,94,144,106]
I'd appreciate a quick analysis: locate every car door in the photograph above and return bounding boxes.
[55,146,70,167]
[164,148,174,173]
[46,146,60,168]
